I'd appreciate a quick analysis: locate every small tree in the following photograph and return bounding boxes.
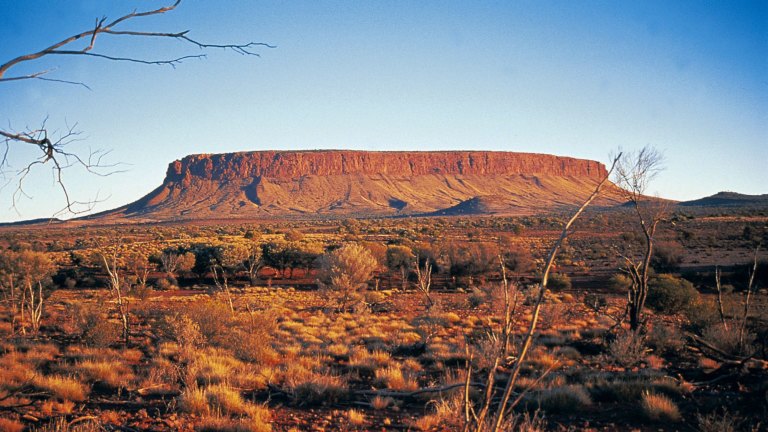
[96,240,130,344]
[613,146,666,331]
[386,245,414,290]
[0,250,56,335]
[318,243,378,311]
[209,244,249,313]
[244,243,264,285]
[158,248,195,285]
[125,250,151,293]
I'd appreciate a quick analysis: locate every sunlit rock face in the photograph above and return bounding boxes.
[102,150,622,221]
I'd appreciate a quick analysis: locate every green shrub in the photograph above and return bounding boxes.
[647,275,699,314]
[684,299,719,330]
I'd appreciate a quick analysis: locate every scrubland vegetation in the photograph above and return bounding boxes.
[0,209,766,431]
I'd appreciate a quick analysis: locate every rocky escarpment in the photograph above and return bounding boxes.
[98,150,623,221]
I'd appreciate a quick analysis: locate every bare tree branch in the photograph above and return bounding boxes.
[1,0,272,217]
[611,146,666,331]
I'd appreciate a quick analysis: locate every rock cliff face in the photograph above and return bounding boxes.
[102,150,622,221]
[165,151,607,183]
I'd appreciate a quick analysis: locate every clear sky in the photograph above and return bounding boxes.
[1,0,766,221]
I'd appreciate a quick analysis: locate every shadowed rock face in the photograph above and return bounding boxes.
[99,150,622,221]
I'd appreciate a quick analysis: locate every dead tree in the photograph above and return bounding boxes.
[0,1,272,215]
[613,146,666,331]
[414,256,433,309]
[462,154,621,432]
[98,239,130,345]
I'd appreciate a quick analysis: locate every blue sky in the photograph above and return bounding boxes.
[0,1,766,221]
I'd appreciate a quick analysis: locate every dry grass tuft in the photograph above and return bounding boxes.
[196,415,272,432]
[74,359,135,388]
[641,392,680,422]
[206,384,251,416]
[374,365,419,391]
[371,395,394,410]
[34,374,89,402]
[697,410,738,432]
[0,418,25,432]
[347,408,366,425]
[181,386,211,416]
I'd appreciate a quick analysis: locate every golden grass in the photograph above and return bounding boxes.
[641,392,680,422]
[39,398,76,415]
[188,348,245,386]
[34,374,89,402]
[196,415,272,432]
[206,384,252,416]
[347,408,366,425]
[0,418,25,432]
[371,395,393,410]
[374,365,419,391]
[74,359,135,388]
[181,386,211,416]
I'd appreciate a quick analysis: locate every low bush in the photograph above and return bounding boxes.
[607,331,646,368]
[684,299,719,330]
[646,323,685,355]
[647,275,699,315]
[534,385,592,414]
[547,273,572,291]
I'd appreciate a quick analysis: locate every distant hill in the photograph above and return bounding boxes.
[80,150,624,222]
[679,192,768,208]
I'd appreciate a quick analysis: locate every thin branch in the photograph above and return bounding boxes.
[489,153,621,432]
[1,0,271,217]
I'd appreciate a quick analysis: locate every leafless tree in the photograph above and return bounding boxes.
[97,239,130,345]
[0,1,272,215]
[0,250,56,336]
[462,154,621,432]
[612,146,666,331]
[414,256,433,309]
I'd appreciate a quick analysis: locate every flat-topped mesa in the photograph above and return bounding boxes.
[165,150,608,185]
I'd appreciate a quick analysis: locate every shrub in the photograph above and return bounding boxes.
[651,242,684,273]
[318,243,378,311]
[467,289,485,308]
[162,313,205,356]
[697,410,738,432]
[608,273,632,293]
[196,416,272,432]
[155,277,175,290]
[684,298,719,330]
[547,273,571,291]
[646,323,684,355]
[607,331,646,368]
[534,385,592,414]
[647,275,699,315]
[701,322,757,357]
[186,300,235,344]
[84,321,121,348]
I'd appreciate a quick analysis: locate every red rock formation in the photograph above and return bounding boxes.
[98,150,622,222]
[165,151,607,184]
